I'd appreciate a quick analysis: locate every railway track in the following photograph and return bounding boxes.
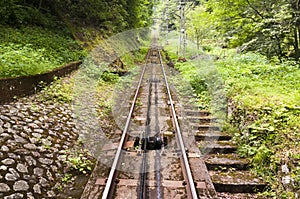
[101,46,201,198]
[81,45,215,198]
[81,44,267,198]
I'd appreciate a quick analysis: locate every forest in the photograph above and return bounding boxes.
[0,0,153,77]
[187,0,300,61]
[0,0,153,30]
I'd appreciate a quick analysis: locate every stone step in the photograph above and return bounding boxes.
[205,154,250,170]
[191,124,221,131]
[186,116,218,123]
[217,193,262,199]
[184,110,211,117]
[209,170,267,193]
[195,131,231,141]
[199,141,237,154]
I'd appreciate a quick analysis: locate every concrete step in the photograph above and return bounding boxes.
[199,141,237,154]
[205,154,250,170]
[209,170,267,193]
[195,131,231,141]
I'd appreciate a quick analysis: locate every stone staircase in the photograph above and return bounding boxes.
[185,109,267,197]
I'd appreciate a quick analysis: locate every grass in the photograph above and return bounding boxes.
[164,40,227,116]
[217,52,300,108]
[0,25,86,78]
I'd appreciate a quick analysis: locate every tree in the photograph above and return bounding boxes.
[186,5,215,51]
[194,0,300,60]
[291,0,300,59]
[0,0,154,33]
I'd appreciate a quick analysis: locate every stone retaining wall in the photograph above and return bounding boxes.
[0,61,82,104]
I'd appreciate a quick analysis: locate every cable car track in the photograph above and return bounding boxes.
[80,42,267,198]
[100,46,199,198]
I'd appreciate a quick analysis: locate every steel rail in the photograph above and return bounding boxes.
[102,50,151,199]
[158,50,198,199]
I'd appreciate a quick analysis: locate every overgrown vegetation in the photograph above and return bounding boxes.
[37,76,74,103]
[63,148,94,174]
[164,41,226,115]
[217,51,300,197]
[0,25,85,78]
[0,0,153,30]
[0,0,153,78]
[160,0,300,196]
[164,40,300,197]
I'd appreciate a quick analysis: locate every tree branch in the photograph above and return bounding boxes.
[246,0,264,19]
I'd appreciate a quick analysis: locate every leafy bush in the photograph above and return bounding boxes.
[100,71,119,83]
[0,0,60,28]
[190,76,208,94]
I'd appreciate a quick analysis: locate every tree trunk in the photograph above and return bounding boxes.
[297,0,300,60]
[196,29,200,51]
[38,0,43,10]
[294,25,300,60]
[275,35,283,62]
[196,37,200,52]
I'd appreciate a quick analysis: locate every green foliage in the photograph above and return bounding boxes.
[190,0,300,60]
[217,52,300,107]
[232,104,300,196]
[216,51,300,196]
[66,155,93,174]
[63,149,94,175]
[124,0,153,28]
[0,0,154,52]
[0,43,53,77]
[164,40,227,113]
[100,71,119,83]
[0,25,85,78]
[169,58,225,111]
[190,76,208,94]
[0,0,56,27]
[186,5,216,50]
[55,0,153,32]
[62,174,73,184]
[38,77,74,103]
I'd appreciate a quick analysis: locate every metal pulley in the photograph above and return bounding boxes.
[141,136,163,150]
